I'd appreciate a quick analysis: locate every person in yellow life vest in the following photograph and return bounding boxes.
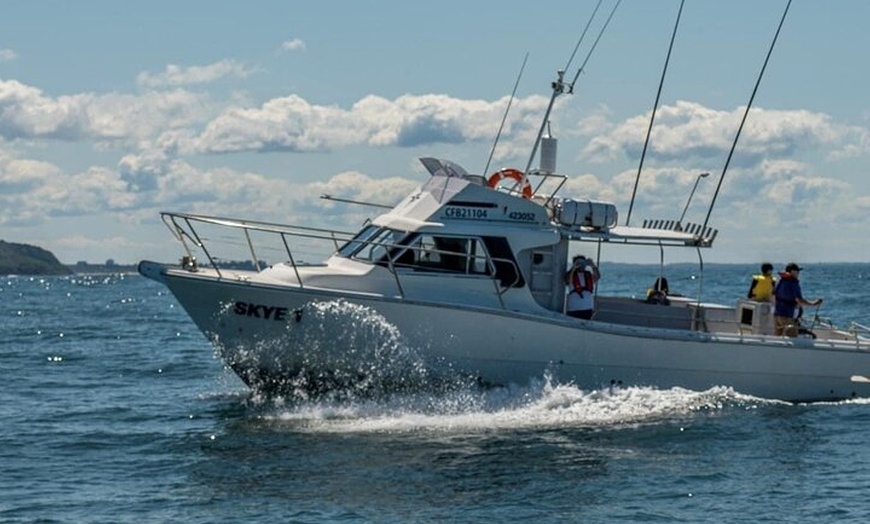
[747,262,775,301]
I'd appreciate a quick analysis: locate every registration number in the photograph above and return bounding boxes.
[444,207,489,219]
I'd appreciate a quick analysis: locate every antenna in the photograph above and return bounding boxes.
[523,0,622,178]
[482,52,529,177]
[320,194,392,209]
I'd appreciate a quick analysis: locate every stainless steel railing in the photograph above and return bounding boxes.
[159,211,522,307]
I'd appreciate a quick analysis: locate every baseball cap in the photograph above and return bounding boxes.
[785,262,803,272]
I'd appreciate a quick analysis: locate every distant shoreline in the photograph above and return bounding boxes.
[66,262,140,275]
[3,235,868,278]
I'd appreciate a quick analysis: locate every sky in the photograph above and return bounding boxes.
[1,0,869,266]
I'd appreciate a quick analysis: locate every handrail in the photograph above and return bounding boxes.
[162,211,356,237]
[159,210,522,307]
[851,322,870,338]
[161,213,225,278]
[527,170,569,209]
[161,212,359,281]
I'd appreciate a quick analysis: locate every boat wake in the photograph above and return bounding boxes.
[254,380,776,434]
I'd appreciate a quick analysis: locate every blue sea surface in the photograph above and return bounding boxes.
[2,264,869,523]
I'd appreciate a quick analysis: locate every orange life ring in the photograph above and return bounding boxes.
[487,168,533,199]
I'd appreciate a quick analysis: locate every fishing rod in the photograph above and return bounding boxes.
[563,0,605,86]
[567,0,622,93]
[482,52,529,177]
[522,0,621,178]
[624,0,685,227]
[701,0,793,232]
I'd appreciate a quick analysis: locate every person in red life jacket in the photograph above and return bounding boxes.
[565,255,600,320]
[747,261,776,301]
[773,262,822,337]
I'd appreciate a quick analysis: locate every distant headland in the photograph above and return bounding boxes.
[0,240,72,276]
[0,240,139,276]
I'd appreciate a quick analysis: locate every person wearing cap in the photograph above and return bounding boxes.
[773,262,822,336]
[565,254,600,320]
[747,262,776,301]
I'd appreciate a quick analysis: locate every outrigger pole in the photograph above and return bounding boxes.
[625,0,685,227]
[482,52,529,177]
[701,0,793,232]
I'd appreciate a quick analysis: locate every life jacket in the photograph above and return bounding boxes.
[749,274,774,301]
[571,268,595,296]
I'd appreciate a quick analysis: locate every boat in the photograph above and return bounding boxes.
[138,22,870,403]
[138,144,870,402]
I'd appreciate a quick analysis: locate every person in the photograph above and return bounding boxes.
[773,262,822,337]
[566,255,600,319]
[747,262,776,301]
[646,276,670,305]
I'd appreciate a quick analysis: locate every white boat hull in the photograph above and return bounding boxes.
[144,262,870,402]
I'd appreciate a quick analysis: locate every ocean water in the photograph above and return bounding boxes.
[2,263,870,523]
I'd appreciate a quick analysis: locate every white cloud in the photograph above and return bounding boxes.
[0,49,17,62]
[582,101,855,165]
[0,80,89,139]
[0,154,60,194]
[574,104,615,136]
[0,155,135,226]
[0,79,545,161]
[187,92,550,155]
[278,38,306,53]
[0,79,214,145]
[115,147,414,222]
[136,59,254,88]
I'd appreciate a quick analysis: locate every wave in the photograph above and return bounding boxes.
[254,379,778,434]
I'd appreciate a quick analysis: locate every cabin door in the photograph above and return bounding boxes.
[529,241,568,312]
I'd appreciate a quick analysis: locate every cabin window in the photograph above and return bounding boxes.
[338,229,521,287]
[481,236,524,288]
[392,235,492,276]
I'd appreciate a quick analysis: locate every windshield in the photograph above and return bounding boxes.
[337,225,381,258]
[336,226,407,262]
